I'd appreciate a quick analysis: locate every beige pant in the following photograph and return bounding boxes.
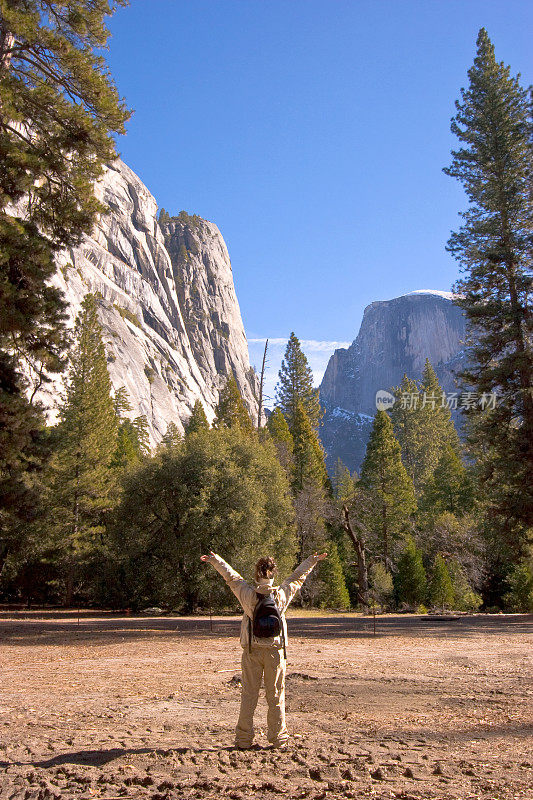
[235,645,288,747]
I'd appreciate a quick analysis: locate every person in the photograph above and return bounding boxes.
[200,549,327,750]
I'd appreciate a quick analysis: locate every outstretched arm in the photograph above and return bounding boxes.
[279,551,327,610]
[200,550,257,617]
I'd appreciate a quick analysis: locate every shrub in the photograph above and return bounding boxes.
[369,562,394,609]
[144,366,156,384]
[428,554,454,610]
[503,561,533,612]
[447,559,482,611]
[114,304,142,329]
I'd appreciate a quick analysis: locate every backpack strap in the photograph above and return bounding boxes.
[274,591,287,660]
[249,591,262,653]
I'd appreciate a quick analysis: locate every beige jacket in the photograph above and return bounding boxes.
[206,553,320,650]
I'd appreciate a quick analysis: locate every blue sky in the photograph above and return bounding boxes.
[106,0,532,401]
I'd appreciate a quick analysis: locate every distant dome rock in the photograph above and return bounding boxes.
[319,291,466,473]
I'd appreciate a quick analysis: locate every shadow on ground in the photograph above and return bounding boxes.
[0,612,531,647]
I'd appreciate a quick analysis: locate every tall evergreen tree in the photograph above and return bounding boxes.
[389,374,423,485]
[360,410,417,568]
[420,359,461,454]
[160,422,182,449]
[275,333,321,430]
[214,375,252,432]
[394,536,427,607]
[444,28,533,533]
[47,294,118,604]
[185,399,209,436]
[391,362,461,490]
[112,386,149,469]
[0,0,129,247]
[289,401,346,604]
[291,401,328,493]
[418,445,474,520]
[318,540,350,609]
[0,0,128,578]
[332,458,355,502]
[266,406,294,473]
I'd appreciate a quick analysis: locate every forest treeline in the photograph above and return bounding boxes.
[0,5,531,613]
[0,307,530,614]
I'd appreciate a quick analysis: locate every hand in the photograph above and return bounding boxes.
[314,552,328,561]
[200,551,216,562]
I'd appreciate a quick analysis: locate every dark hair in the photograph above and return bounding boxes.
[255,556,277,580]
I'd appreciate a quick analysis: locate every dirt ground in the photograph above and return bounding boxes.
[0,612,531,800]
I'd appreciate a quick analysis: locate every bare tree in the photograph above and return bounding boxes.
[341,502,369,607]
[257,339,269,428]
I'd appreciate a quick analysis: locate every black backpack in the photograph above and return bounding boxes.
[249,591,286,657]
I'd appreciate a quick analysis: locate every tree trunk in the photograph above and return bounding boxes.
[0,542,9,579]
[342,504,369,606]
[498,195,533,461]
[64,463,81,607]
[0,25,14,72]
[382,502,389,571]
[257,339,268,428]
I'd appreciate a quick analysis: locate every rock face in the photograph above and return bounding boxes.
[42,159,259,443]
[319,291,467,473]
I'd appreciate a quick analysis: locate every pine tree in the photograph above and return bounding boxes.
[185,399,209,435]
[113,418,150,469]
[360,411,417,568]
[161,422,182,449]
[47,294,118,604]
[503,560,533,613]
[267,407,293,449]
[394,536,427,607]
[0,1,129,248]
[275,333,322,431]
[420,360,461,456]
[158,208,171,226]
[444,28,533,533]
[332,458,354,502]
[428,554,455,610]
[0,0,128,577]
[0,388,49,578]
[447,559,482,611]
[112,387,150,469]
[419,445,475,520]
[318,541,350,609]
[291,401,328,493]
[289,401,340,605]
[214,375,252,432]
[391,363,461,490]
[266,406,294,473]
[389,374,423,485]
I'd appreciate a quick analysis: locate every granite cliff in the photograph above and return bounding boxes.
[319,291,467,473]
[39,159,259,443]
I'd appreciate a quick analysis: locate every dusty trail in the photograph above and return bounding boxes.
[0,612,531,799]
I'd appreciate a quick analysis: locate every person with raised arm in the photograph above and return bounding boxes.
[200,550,327,750]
